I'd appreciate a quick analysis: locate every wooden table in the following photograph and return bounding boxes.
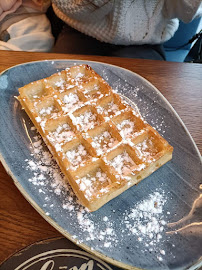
[0,51,201,263]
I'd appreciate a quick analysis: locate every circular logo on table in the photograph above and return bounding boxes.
[14,249,113,270]
[0,238,120,270]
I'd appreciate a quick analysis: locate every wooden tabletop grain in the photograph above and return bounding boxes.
[0,50,201,263]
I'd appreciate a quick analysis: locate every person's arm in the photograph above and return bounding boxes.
[163,0,202,23]
[52,0,113,23]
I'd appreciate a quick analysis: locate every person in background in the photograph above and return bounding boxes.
[0,0,54,51]
[52,0,202,60]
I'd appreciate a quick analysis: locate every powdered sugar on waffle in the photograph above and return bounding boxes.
[103,101,119,116]
[110,151,135,175]
[66,144,89,169]
[117,119,135,138]
[38,105,58,120]
[40,106,54,116]
[62,92,80,112]
[47,123,75,145]
[75,168,111,201]
[135,138,156,162]
[92,131,118,155]
[73,110,99,131]
[101,68,168,136]
[55,79,65,90]
[24,132,169,262]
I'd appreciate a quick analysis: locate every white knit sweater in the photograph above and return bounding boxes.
[52,0,202,45]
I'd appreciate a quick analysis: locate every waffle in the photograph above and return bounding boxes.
[18,64,173,211]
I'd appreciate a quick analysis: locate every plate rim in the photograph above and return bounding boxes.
[0,59,201,270]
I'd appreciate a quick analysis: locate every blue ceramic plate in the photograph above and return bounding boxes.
[0,60,201,270]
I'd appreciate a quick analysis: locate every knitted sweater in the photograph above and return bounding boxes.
[52,0,202,45]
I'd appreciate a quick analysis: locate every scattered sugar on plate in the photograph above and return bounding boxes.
[121,191,168,261]
[25,119,169,263]
[25,134,118,247]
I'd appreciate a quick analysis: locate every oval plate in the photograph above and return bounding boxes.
[0,60,201,270]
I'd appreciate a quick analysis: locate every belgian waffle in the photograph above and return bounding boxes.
[18,64,173,211]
